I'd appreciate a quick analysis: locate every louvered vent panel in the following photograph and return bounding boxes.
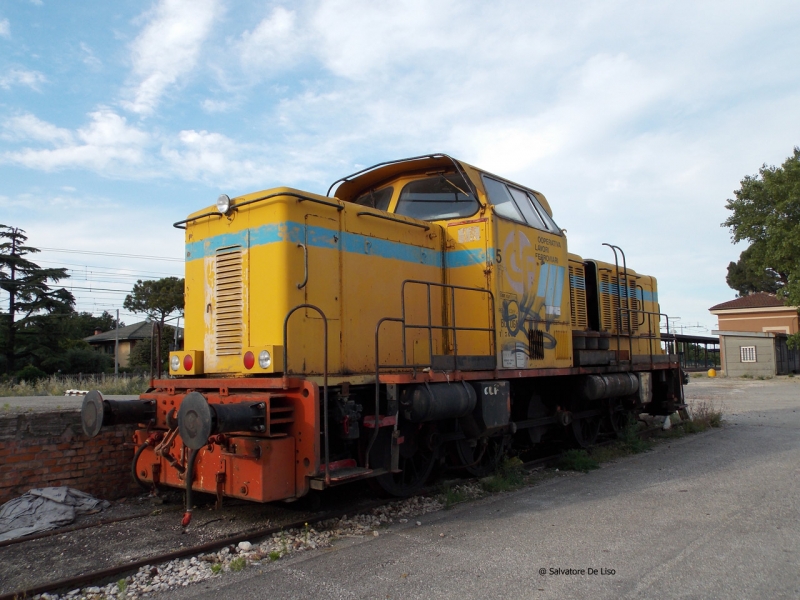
[599,272,618,332]
[554,330,570,359]
[215,246,243,356]
[629,279,640,333]
[568,264,588,329]
[529,329,544,360]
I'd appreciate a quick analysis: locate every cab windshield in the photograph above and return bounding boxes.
[394,175,479,221]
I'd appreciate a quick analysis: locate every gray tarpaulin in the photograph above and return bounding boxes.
[0,487,110,542]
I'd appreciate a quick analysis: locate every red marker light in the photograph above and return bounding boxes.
[243,351,255,369]
[183,354,193,371]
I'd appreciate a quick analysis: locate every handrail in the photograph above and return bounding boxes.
[616,306,672,370]
[297,196,345,211]
[356,211,430,231]
[326,152,479,200]
[296,243,308,289]
[282,304,330,486]
[367,281,496,467]
[173,192,343,229]
[603,243,632,365]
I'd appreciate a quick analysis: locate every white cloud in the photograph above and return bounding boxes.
[2,109,151,173]
[80,42,102,69]
[122,0,220,115]
[2,113,74,145]
[0,68,46,90]
[239,7,301,71]
[0,18,9,38]
[201,98,234,113]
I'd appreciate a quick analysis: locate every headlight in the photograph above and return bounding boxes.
[170,355,180,371]
[258,350,271,369]
[216,194,232,214]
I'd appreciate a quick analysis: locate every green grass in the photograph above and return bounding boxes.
[479,457,525,493]
[558,449,600,472]
[268,551,281,561]
[117,579,127,594]
[210,563,223,575]
[229,557,246,572]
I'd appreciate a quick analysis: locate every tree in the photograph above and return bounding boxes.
[723,148,800,347]
[123,277,184,328]
[128,325,175,371]
[0,225,75,373]
[725,244,781,297]
[723,148,800,303]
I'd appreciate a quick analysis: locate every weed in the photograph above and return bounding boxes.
[2,403,9,411]
[788,373,795,378]
[210,563,222,575]
[269,550,281,561]
[558,449,600,472]
[229,557,246,572]
[117,579,127,594]
[619,419,652,454]
[279,529,288,556]
[740,374,752,379]
[439,482,469,509]
[480,457,525,493]
[686,399,723,431]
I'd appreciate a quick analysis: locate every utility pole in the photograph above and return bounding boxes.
[115,308,119,375]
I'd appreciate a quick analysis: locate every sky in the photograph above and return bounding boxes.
[1,0,799,333]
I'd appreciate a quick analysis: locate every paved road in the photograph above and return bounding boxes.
[160,378,800,599]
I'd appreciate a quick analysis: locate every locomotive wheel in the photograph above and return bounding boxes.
[606,397,630,437]
[453,436,505,477]
[372,422,436,497]
[569,399,601,448]
[526,395,549,445]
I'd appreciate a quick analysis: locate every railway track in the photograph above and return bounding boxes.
[0,423,669,600]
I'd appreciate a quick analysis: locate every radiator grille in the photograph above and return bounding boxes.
[215,246,243,355]
[568,264,588,329]
[599,271,637,333]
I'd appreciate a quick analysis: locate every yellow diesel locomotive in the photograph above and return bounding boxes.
[82,154,683,524]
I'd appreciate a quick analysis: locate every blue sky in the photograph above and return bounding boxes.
[1,0,799,332]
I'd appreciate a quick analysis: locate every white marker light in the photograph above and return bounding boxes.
[170,355,180,371]
[258,350,271,369]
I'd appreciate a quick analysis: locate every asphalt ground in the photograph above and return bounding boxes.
[155,376,800,600]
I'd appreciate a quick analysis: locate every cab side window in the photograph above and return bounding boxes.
[395,175,478,221]
[481,175,560,234]
[354,186,394,211]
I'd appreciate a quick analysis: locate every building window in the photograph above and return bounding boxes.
[740,346,756,362]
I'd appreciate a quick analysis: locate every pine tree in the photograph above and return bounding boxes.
[0,225,74,373]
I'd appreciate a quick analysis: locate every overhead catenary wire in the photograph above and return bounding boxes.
[37,247,183,262]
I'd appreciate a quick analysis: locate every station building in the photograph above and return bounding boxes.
[709,293,800,377]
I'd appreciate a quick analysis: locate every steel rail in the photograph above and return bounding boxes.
[0,500,387,600]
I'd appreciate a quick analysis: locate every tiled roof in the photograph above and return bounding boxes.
[709,292,791,311]
[85,321,182,343]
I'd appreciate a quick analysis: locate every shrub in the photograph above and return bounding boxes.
[15,364,47,383]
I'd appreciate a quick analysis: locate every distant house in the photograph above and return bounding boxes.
[709,293,800,376]
[85,321,183,368]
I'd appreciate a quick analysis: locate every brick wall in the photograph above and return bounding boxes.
[0,411,140,505]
